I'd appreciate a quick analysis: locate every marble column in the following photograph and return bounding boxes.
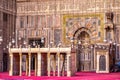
[94,47,96,69]
[62,54,65,76]
[47,52,50,76]
[19,53,22,76]
[26,55,28,76]
[96,52,100,73]
[28,53,31,76]
[57,52,60,77]
[35,55,37,76]
[67,53,71,77]
[9,53,13,76]
[37,52,41,76]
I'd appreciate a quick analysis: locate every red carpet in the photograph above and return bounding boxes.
[0,72,120,80]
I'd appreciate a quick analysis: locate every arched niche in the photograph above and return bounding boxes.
[73,27,91,40]
[73,27,93,71]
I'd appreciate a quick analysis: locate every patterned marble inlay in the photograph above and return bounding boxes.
[63,14,104,43]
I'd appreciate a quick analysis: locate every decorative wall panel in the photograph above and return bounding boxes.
[63,14,104,43]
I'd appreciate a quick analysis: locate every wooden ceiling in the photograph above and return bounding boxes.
[17,0,59,2]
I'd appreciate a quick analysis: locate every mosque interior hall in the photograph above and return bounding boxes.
[0,0,120,77]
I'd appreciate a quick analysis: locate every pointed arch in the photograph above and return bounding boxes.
[73,27,91,40]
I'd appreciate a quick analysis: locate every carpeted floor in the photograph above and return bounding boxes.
[0,72,120,80]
